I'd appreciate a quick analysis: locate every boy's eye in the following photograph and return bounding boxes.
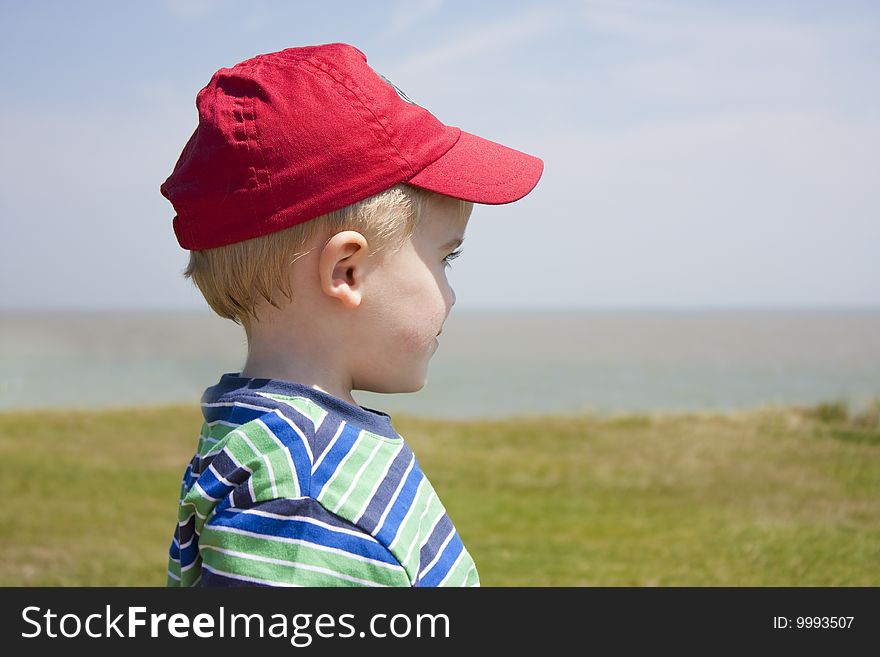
[443,248,463,267]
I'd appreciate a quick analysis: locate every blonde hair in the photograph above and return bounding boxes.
[183,184,471,331]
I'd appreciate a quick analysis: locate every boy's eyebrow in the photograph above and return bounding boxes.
[440,236,464,250]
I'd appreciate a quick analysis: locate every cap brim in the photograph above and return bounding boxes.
[406,130,543,204]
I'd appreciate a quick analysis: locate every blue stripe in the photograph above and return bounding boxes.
[202,401,269,425]
[417,533,463,587]
[311,422,361,494]
[195,463,235,502]
[207,507,400,566]
[180,537,200,567]
[375,461,424,545]
[260,412,313,496]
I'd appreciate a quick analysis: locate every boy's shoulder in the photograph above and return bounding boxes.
[172,373,479,587]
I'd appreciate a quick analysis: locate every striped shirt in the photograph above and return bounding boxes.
[167,372,479,587]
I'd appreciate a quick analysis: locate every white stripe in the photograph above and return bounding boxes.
[200,435,220,444]
[232,428,278,500]
[353,442,404,524]
[191,573,202,586]
[200,563,302,587]
[331,437,385,514]
[206,524,405,573]
[388,478,427,551]
[373,455,415,537]
[167,569,181,582]
[437,550,466,587]
[201,400,277,412]
[315,430,364,500]
[254,417,301,497]
[206,419,238,428]
[201,545,389,587]
[312,421,346,474]
[228,505,385,544]
[418,528,456,579]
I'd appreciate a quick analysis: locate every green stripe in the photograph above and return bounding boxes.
[440,547,477,586]
[167,556,182,587]
[337,439,402,518]
[199,526,408,586]
[398,488,443,574]
[200,544,393,587]
[315,432,371,508]
[205,422,237,444]
[257,392,327,429]
[179,557,203,587]
[233,422,299,499]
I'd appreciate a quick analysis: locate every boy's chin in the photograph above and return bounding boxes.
[357,372,428,395]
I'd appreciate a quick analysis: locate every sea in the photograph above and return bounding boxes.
[1,309,878,419]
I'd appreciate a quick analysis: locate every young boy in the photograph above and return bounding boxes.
[160,43,542,587]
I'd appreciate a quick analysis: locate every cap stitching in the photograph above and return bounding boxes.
[231,94,261,223]
[234,61,279,218]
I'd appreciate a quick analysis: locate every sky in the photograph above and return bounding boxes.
[1,0,878,311]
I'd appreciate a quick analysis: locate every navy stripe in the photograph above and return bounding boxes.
[178,514,196,546]
[202,401,268,425]
[208,450,251,485]
[232,485,253,509]
[375,461,424,545]
[418,534,464,587]
[418,514,453,570]
[313,416,344,464]
[358,448,414,533]
[252,498,360,532]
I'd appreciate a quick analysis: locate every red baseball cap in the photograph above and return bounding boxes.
[160,43,544,250]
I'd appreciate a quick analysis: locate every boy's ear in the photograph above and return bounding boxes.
[318,230,370,308]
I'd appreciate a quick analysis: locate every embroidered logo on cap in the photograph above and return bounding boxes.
[377,72,419,107]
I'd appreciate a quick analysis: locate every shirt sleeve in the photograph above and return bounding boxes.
[196,497,411,587]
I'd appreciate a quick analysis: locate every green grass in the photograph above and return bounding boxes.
[1,399,878,586]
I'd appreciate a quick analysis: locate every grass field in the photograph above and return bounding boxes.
[1,399,878,586]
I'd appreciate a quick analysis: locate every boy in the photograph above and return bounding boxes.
[160,43,542,587]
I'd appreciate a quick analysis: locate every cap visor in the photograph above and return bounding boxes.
[406,130,543,204]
